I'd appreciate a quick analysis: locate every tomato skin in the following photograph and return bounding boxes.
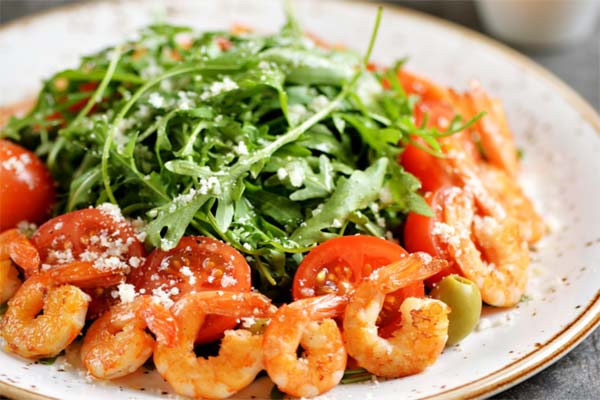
[292,235,410,299]
[31,207,146,318]
[399,100,458,193]
[404,188,461,287]
[292,235,425,335]
[400,141,452,193]
[32,208,145,267]
[0,140,55,230]
[127,236,252,344]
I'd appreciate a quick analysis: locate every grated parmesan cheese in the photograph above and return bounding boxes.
[276,167,288,180]
[431,222,462,248]
[200,76,238,100]
[287,162,305,187]
[233,141,249,156]
[179,266,197,285]
[221,274,238,287]
[1,153,34,189]
[96,203,125,222]
[112,282,137,304]
[151,285,179,309]
[148,92,165,108]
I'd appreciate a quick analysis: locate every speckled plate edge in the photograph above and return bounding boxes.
[0,1,598,399]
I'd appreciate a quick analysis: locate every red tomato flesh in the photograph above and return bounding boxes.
[0,139,55,230]
[399,101,457,193]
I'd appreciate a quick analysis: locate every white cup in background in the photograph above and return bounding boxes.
[475,0,600,48]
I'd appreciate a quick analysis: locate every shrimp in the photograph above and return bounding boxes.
[0,260,20,304]
[343,253,449,378]
[452,81,520,178]
[81,295,177,380]
[477,163,545,243]
[445,150,507,219]
[0,229,40,302]
[436,187,530,307]
[445,149,543,245]
[263,295,347,398]
[1,261,122,358]
[153,291,275,399]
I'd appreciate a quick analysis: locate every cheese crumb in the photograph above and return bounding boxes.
[1,153,34,189]
[233,141,249,156]
[287,162,305,187]
[180,266,197,285]
[200,76,238,100]
[151,285,178,309]
[129,256,143,268]
[112,282,137,304]
[276,167,288,180]
[221,274,238,287]
[96,203,125,222]
[148,92,165,108]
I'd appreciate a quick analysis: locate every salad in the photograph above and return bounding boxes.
[0,5,544,399]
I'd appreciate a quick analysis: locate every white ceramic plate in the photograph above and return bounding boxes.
[1,1,599,399]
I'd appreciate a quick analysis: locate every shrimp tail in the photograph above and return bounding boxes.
[465,81,519,177]
[292,294,348,320]
[182,291,275,318]
[373,253,446,293]
[45,261,123,288]
[0,229,40,275]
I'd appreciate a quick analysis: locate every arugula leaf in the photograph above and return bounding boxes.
[291,158,388,245]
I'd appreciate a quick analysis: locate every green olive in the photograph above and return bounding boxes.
[430,274,482,346]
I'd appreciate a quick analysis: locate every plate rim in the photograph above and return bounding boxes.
[0,0,598,399]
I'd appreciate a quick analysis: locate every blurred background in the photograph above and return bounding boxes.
[0,1,598,399]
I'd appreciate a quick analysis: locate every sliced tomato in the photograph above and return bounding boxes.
[0,140,56,230]
[292,235,425,336]
[31,207,146,318]
[404,188,462,287]
[127,236,252,344]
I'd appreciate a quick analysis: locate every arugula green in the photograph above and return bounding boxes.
[1,7,476,298]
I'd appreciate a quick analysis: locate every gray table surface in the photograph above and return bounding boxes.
[0,1,598,399]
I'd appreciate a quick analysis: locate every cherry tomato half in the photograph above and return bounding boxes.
[31,207,146,318]
[0,140,55,230]
[404,187,462,287]
[127,236,252,344]
[292,235,424,336]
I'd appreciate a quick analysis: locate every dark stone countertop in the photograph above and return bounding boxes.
[0,1,598,399]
